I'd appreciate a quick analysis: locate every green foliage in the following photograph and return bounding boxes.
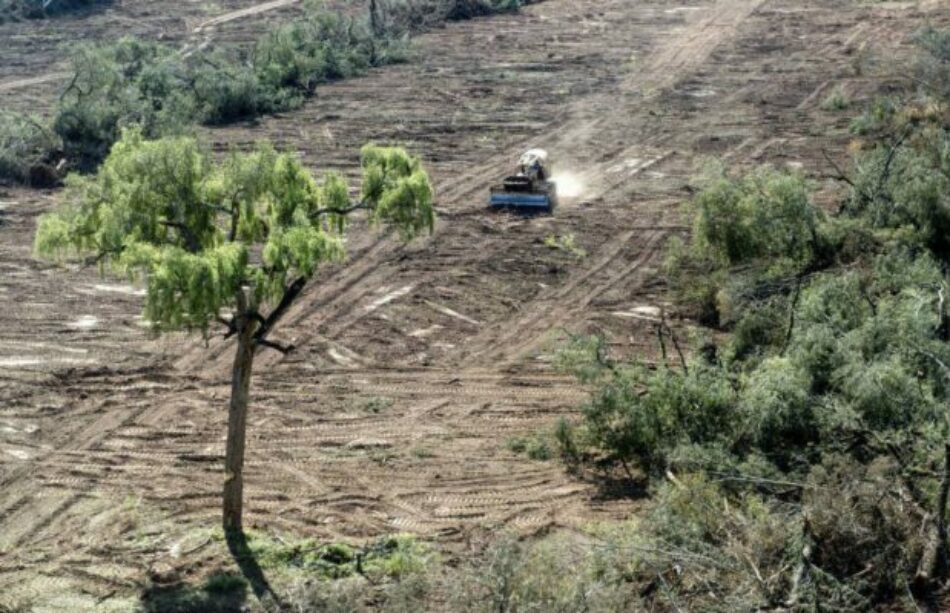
[53,39,195,170]
[380,0,530,31]
[361,144,435,239]
[0,0,109,23]
[49,4,408,169]
[201,572,247,595]
[34,129,433,334]
[691,166,822,268]
[737,357,814,461]
[141,571,248,613]
[914,26,950,100]
[820,85,850,111]
[543,233,587,258]
[253,5,405,102]
[553,28,950,610]
[506,432,552,460]
[447,0,523,20]
[445,533,631,613]
[665,168,828,327]
[240,530,433,586]
[556,343,738,473]
[0,111,59,185]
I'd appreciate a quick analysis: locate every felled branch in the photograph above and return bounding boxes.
[256,339,295,355]
[822,148,855,187]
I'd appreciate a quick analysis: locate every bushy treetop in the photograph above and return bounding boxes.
[35,129,433,332]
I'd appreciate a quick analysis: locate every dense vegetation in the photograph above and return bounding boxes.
[53,5,408,171]
[0,111,58,185]
[0,0,109,23]
[542,26,950,611]
[0,0,540,185]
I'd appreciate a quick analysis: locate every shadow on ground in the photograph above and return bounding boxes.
[139,530,282,612]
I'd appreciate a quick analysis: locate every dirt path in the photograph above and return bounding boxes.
[0,71,69,93]
[1,0,946,607]
[193,0,300,32]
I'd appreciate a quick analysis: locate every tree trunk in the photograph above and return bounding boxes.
[370,0,380,35]
[222,313,257,533]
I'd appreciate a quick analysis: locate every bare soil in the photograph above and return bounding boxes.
[0,0,947,608]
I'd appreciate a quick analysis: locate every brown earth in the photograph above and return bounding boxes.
[0,0,947,608]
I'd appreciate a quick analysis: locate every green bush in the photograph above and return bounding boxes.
[0,0,109,22]
[380,0,529,31]
[692,167,822,269]
[0,112,59,185]
[53,39,194,170]
[48,4,409,169]
[551,28,950,610]
[737,357,814,459]
[556,340,738,474]
[190,56,266,125]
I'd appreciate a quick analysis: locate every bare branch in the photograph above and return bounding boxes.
[217,315,238,339]
[253,277,307,345]
[255,338,295,355]
[309,200,372,220]
[821,148,855,187]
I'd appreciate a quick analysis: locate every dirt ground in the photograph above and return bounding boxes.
[1,0,947,609]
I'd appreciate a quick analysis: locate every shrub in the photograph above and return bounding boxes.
[549,26,950,612]
[691,167,822,269]
[446,533,631,612]
[0,0,110,22]
[190,56,267,125]
[737,357,814,460]
[802,455,921,606]
[820,85,850,111]
[49,5,410,169]
[507,433,552,460]
[0,112,59,185]
[556,340,738,475]
[53,39,194,170]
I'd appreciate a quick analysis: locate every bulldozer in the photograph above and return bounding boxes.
[489,149,558,213]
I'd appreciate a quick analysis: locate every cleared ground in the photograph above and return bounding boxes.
[0,0,947,607]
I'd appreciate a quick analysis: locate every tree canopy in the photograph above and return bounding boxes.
[35,128,433,335]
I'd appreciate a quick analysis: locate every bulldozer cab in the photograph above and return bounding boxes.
[518,149,550,181]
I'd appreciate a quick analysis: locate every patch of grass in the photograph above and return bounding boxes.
[362,396,394,413]
[507,433,553,461]
[821,85,850,111]
[202,572,248,594]
[236,530,433,583]
[410,446,436,459]
[543,233,587,259]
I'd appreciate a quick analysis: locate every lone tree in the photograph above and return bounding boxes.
[35,128,434,532]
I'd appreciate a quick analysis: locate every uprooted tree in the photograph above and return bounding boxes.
[34,128,435,532]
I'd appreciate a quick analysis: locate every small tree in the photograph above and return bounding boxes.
[34,128,434,532]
